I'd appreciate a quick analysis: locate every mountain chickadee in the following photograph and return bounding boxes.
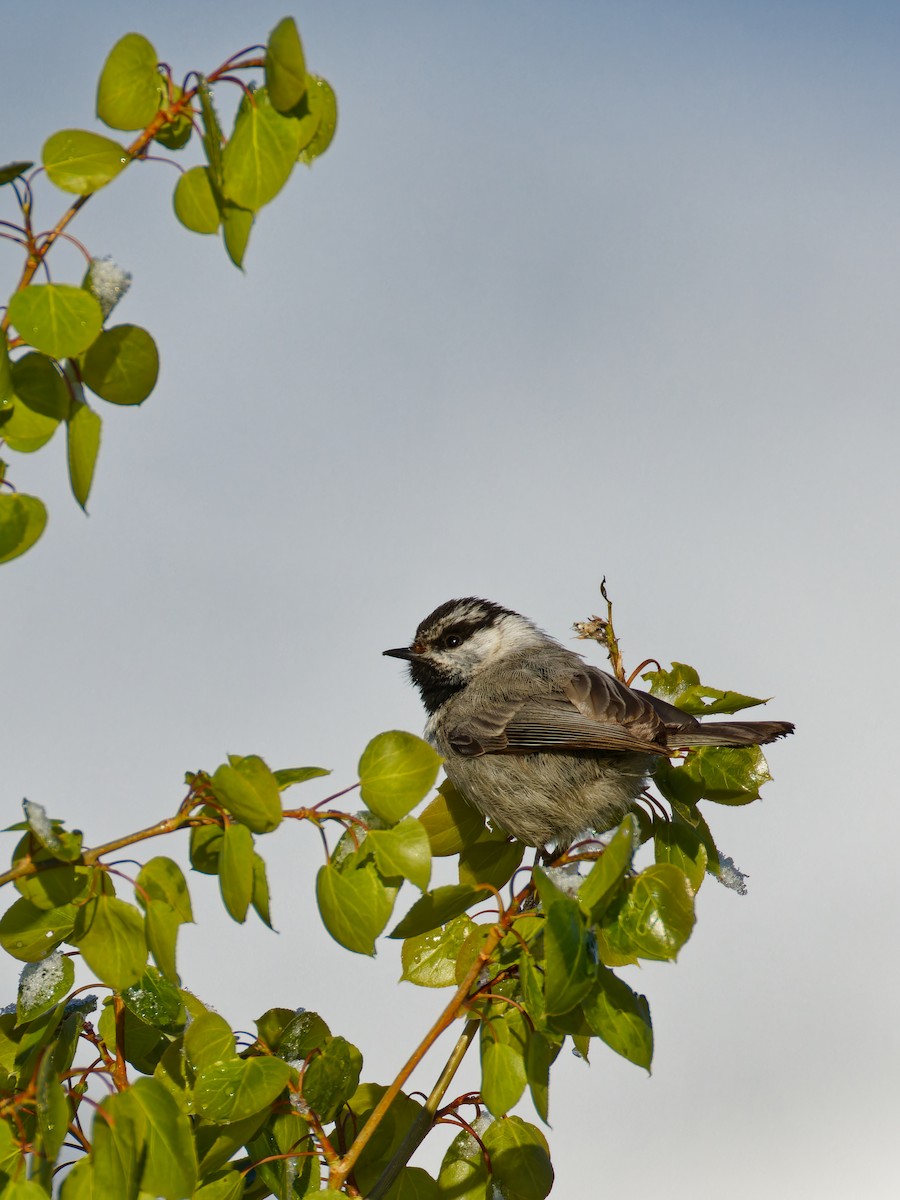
[384,598,794,848]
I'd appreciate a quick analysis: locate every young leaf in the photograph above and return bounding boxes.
[401,915,475,988]
[136,857,193,923]
[194,1056,291,1123]
[418,780,485,855]
[600,864,695,962]
[184,1011,236,1071]
[121,966,185,1029]
[251,852,273,927]
[316,863,392,955]
[221,88,302,211]
[458,835,523,890]
[66,400,102,511]
[0,898,76,962]
[302,1035,363,1122]
[16,951,74,1023]
[389,883,482,940]
[642,661,766,715]
[577,815,637,922]
[173,166,221,234]
[368,815,432,891]
[299,76,338,163]
[480,1007,529,1116]
[80,324,159,405]
[0,494,48,563]
[437,1125,491,1200]
[42,129,129,194]
[73,895,148,989]
[8,285,103,359]
[211,755,283,832]
[654,818,708,891]
[265,17,307,113]
[96,33,162,130]
[358,731,442,824]
[534,870,597,1017]
[483,1116,554,1200]
[273,765,331,789]
[582,964,653,1070]
[221,200,254,269]
[10,352,69,419]
[219,821,254,923]
[0,161,33,186]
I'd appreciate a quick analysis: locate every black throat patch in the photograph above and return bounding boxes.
[409,657,468,715]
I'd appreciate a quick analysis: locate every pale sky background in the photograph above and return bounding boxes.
[3,1,899,1196]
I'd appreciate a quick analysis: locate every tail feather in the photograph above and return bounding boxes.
[664,720,795,749]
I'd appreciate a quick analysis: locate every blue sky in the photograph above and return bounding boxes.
[4,3,899,1195]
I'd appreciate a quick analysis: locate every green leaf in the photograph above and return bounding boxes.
[692,745,773,804]
[266,17,307,113]
[654,818,708,890]
[221,200,254,269]
[401,915,475,987]
[273,765,331,789]
[458,836,524,891]
[222,88,302,211]
[534,870,596,1016]
[80,324,159,405]
[0,334,12,402]
[142,901,180,982]
[299,76,338,164]
[419,780,484,855]
[43,129,128,194]
[582,964,653,1070]
[127,1076,198,1198]
[122,966,184,1029]
[368,816,432,891]
[251,852,273,928]
[483,1116,554,1200]
[0,494,48,562]
[93,1089,144,1200]
[198,79,224,185]
[8,284,103,359]
[388,1167,440,1200]
[73,895,148,989]
[642,661,766,715]
[185,1011,236,1071]
[10,351,68,418]
[96,33,162,131]
[97,994,169,1075]
[272,1009,331,1061]
[137,856,193,922]
[154,84,192,150]
[389,883,482,940]
[600,863,696,962]
[15,856,91,911]
[480,1009,528,1116]
[17,951,74,1022]
[246,1108,313,1198]
[173,165,221,234]
[189,815,223,874]
[316,862,392,955]
[303,1035,363,1122]
[66,400,102,511]
[211,755,283,833]
[576,815,637,922]
[0,898,76,961]
[359,731,442,824]
[191,1167,245,1200]
[59,1157,93,1198]
[0,161,33,186]
[194,1056,291,1123]
[525,1032,561,1125]
[437,1125,490,1200]
[219,821,254,923]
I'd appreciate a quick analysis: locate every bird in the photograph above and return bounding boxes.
[383,597,794,849]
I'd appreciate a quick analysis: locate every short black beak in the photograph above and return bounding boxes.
[383,647,417,661]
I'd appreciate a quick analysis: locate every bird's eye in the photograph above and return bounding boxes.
[444,634,462,649]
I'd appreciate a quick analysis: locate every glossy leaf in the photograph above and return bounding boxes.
[525,1032,561,1124]
[128,1076,198,1198]
[222,88,302,211]
[401,915,475,987]
[419,780,485,855]
[601,863,696,962]
[389,883,482,940]
[137,856,193,922]
[577,815,637,922]
[0,494,48,563]
[81,323,159,405]
[303,1034,363,1122]
[219,821,254,922]
[211,755,283,832]
[481,1009,528,1116]
[8,284,102,359]
[96,33,161,130]
[582,964,653,1069]
[185,1011,236,1071]
[194,1055,291,1123]
[192,1168,245,1200]
[266,17,307,113]
[246,1108,313,1198]
[483,1116,554,1200]
[299,76,338,163]
[436,1125,490,1200]
[535,870,597,1016]
[93,1089,144,1199]
[643,661,766,715]
[10,351,68,419]
[73,895,148,988]
[368,816,432,891]
[359,731,442,824]
[654,818,708,891]
[389,1167,440,1199]
[154,84,192,150]
[17,951,74,1023]
[0,898,76,961]
[66,400,101,511]
[173,165,220,234]
[43,129,128,194]
[273,1008,331,1061]
[122,965,184,1029]
[316,862,392,954]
